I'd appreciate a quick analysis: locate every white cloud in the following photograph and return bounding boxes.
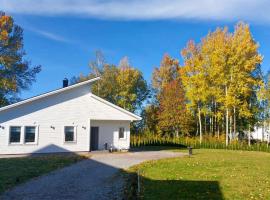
[24,26,71,43]
[1,0,270,23]
[31,28,70,42]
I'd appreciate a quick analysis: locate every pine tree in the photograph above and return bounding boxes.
[0,12,41,106]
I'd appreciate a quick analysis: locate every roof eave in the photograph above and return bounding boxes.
[0,77,100,112]
[90,94,142,121]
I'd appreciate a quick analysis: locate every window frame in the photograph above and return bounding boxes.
[9,126,22,145]
[118,127,126,140]
[63,126,77,144]
[24,126,38,145]
[8,125,39,145]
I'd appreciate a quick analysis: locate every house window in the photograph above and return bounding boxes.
[119,127,125,139]
[25,126,36,143]
[64,126,75,142]
[10,126,21,143]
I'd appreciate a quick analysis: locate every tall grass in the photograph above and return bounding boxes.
[130,134,270,153]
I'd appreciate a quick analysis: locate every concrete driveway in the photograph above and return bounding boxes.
[1,151,186,200]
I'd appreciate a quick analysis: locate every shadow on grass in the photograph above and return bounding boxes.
[1,145,223,199]
[141,179,223,200]
[124,171,224,200]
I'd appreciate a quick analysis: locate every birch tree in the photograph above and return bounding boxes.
[180,22,263,145]
[181,41,208,144]
[79,56,149,113]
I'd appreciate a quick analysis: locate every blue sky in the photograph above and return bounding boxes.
[1,0,270,99]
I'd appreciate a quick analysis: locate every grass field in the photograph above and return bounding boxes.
[129,148,270,200]
[0,154,85,194]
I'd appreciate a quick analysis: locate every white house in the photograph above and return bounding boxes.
[251,126,270,142]
[0,77,141,155]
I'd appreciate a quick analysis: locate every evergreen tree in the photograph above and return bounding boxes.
[0,12,41,106]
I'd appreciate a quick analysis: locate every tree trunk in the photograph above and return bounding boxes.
[210,115,212,135]
[196,120,199,136]
[214,101,217,136]
[225,86,229,146]
[262,106,266,142]
[248,124,251,147]
[204,115,207,134]
[248,101,251,146]
[211,99,214,135]
[229,115,232,142]
[233,106,236,137]
[268,119,270,146]
[198,106,202,144]
[221,117,223,135]
[262,101,267,142]
[175,128,179,138]
[262,121,265,142]
[217,123,220,139]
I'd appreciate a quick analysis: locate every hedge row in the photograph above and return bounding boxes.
[130,134,270,152]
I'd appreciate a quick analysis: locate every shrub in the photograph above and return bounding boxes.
[130,134,270,153]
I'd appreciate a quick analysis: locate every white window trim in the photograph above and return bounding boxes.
[8,125,39,145]
[8,126,23,145]
[63,125,77,144]
[24,125,39,145]
[118,127,126,140]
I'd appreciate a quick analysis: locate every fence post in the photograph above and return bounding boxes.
[137,170,140,198]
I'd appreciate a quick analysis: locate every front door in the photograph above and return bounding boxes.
[90,127,99,151]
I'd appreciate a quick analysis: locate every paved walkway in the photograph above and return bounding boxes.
[1,151,186,200]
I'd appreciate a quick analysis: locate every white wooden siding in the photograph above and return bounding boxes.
[91,120,130,150]
[0,83,135,154]
[251,127,270,142]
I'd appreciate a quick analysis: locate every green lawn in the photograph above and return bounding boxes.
[129,148,270,200]
[0,154,86,194]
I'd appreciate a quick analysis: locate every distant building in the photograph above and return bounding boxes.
[251,126,270,142]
